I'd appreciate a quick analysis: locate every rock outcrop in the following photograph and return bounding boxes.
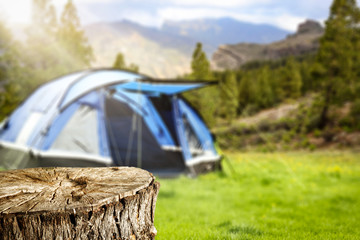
[211,19,324,70]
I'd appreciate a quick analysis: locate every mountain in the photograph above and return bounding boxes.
[84,18,291,77]
[211,20,324,70]
[84,21,195,78]
[162,17,290,47]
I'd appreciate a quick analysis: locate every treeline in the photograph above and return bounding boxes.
[216,56,310,119]
[185,0,360,133]
[184,45,316,127]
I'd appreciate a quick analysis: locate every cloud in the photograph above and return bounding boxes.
[71,0,118,3]
[158,7,307,31]
[170,0,272,8]
[119,9,163,27]
[68,0,272,7]
[0,0,335,32]
[72,0,333,31]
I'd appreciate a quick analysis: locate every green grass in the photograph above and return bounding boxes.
[154,151,360,239]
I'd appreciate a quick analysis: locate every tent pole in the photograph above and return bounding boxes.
[137,80,142,168]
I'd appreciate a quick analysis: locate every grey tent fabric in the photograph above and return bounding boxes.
[51,105,100,154]
[0,142,33,169]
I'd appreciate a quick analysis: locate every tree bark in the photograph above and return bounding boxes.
[0,167,160,240]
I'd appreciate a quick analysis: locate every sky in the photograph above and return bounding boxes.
[0,0,341,32]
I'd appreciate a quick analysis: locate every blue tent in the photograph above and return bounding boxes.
[0,69,220,176]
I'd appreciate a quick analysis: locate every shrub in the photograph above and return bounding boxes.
[350,99,360,130]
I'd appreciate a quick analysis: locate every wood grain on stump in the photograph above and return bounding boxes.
[0,167,160,240]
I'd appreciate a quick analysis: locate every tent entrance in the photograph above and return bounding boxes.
[149,95,179,146]
[104,94,185,173]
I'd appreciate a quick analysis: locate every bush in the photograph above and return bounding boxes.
[350,99,360,130]
[339,116,353,132]
[282,131,292,143]
[241,104,259,117]
[313,129,322,137]
[339,99,360,131]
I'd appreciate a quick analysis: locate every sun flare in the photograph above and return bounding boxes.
[0,0,32,24]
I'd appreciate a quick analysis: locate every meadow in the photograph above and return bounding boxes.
[155,151,360,239]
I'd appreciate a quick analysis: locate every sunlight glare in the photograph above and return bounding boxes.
[0,0,32,24]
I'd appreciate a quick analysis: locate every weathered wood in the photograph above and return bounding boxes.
[0,167,160,240]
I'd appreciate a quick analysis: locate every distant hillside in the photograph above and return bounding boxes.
[84,18,291,78]
[212,20,324,70]
[84,21,193,78]
[162,17,290,47]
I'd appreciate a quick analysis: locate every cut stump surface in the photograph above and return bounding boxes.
[0,167,160,240]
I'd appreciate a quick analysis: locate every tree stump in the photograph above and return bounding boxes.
[0,167,160,240]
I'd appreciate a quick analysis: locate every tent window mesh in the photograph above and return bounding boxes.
[150,95,179,146]
[182,113,203,158]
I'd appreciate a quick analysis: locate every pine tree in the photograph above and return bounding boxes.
[288,57,302,99]
[24,0,63,87]
[278,57,302,100]
[26,0,58,62]
[191,42,211,80]
[220,71,239,122]
[351,2,360,97]
[128,63,139,73]
[113,52,139,73]
[31,0,57,35]
[24,0,93,88]
[188,42,217,127]
[256,66,275,108]
[299,59,314,93]
[113,53,126,69]
[57,0,93,69]
[315,0,360,127]
[0,21,24,118]
[238,71,257,114]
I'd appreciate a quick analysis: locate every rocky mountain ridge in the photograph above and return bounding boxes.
[211,20,324,70]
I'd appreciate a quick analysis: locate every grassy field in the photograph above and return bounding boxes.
[154,151,360,239]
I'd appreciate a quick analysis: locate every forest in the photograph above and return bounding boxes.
[1,0,360,150]
[184,0,360,150]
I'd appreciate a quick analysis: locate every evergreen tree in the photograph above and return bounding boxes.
[288,57,302,99]
[238,71,257,114]
[315,0,360,127]
[278,57,302,100]
[187,42,217,127]
[299,59,314,94]
[57,0,93,69]
[113,53,126,69]
[191,42,211,80]
[128,63,139,73]
[0,21,24,118]
[24,0,93,89]
[1,0,95,119]
[220,71,239,122]
[351,2,360,97]
[25,0,62,87]
[113,52,139,73]
[256,66,275,108]
[31,0,57,35]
